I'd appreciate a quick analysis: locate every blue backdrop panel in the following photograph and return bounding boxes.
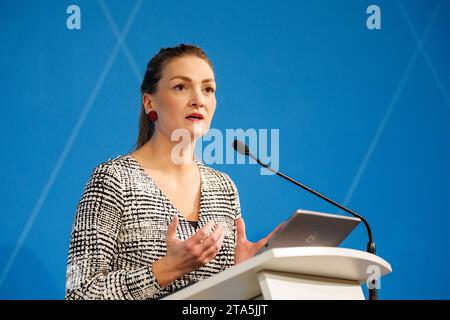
[0,0,449,299]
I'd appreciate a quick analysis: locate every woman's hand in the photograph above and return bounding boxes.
[152,214,224,287]
[234,216,283,265]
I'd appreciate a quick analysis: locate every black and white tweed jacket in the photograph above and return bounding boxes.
[65,154,241,300]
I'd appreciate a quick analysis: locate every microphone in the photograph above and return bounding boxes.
[232,139,378,300]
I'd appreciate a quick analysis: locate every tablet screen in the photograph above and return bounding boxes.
[256,209,361,255]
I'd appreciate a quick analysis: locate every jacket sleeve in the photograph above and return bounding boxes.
[229,178,242,221]
[65,163,164,300]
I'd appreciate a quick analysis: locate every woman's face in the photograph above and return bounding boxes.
[144,55,217,142]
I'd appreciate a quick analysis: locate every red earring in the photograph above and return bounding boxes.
[147,110,158,122]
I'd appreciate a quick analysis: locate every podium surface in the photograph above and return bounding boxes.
[162,247,392,300]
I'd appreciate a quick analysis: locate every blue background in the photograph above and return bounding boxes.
[1,0,449,299]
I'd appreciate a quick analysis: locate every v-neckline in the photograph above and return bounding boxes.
[126,154,204,225]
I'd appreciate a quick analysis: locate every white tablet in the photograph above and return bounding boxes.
[256,209,361,255]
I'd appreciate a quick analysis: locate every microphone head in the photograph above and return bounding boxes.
[232,140,249,156]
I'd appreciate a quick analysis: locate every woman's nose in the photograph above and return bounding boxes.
[189,89,206,108]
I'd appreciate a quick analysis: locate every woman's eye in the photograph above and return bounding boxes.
[174,84,185,91]
[205,87,215,93]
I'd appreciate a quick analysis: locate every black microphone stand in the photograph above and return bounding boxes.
[235,141,378,300]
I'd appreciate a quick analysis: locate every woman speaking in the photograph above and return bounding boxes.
[65,44,279,300]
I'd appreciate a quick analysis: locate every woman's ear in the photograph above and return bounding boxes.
[142,93,154,113]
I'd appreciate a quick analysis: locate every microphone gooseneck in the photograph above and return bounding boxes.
[232,139,378,300]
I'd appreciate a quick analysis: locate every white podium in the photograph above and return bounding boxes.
[162,247,392,300]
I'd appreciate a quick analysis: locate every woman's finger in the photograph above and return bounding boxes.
[190,220,216,243]
[200,225,225,261]
[266,222,284,241]
[201,223,223,249]
[236,217,246,241]
[166,214,179,241]
[256,223,284,250]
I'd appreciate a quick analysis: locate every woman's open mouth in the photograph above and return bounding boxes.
[185,113,205,122]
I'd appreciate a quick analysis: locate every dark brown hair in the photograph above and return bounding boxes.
[134,44,214,150]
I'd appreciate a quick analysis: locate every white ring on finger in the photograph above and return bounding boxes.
[200,234,209,244]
